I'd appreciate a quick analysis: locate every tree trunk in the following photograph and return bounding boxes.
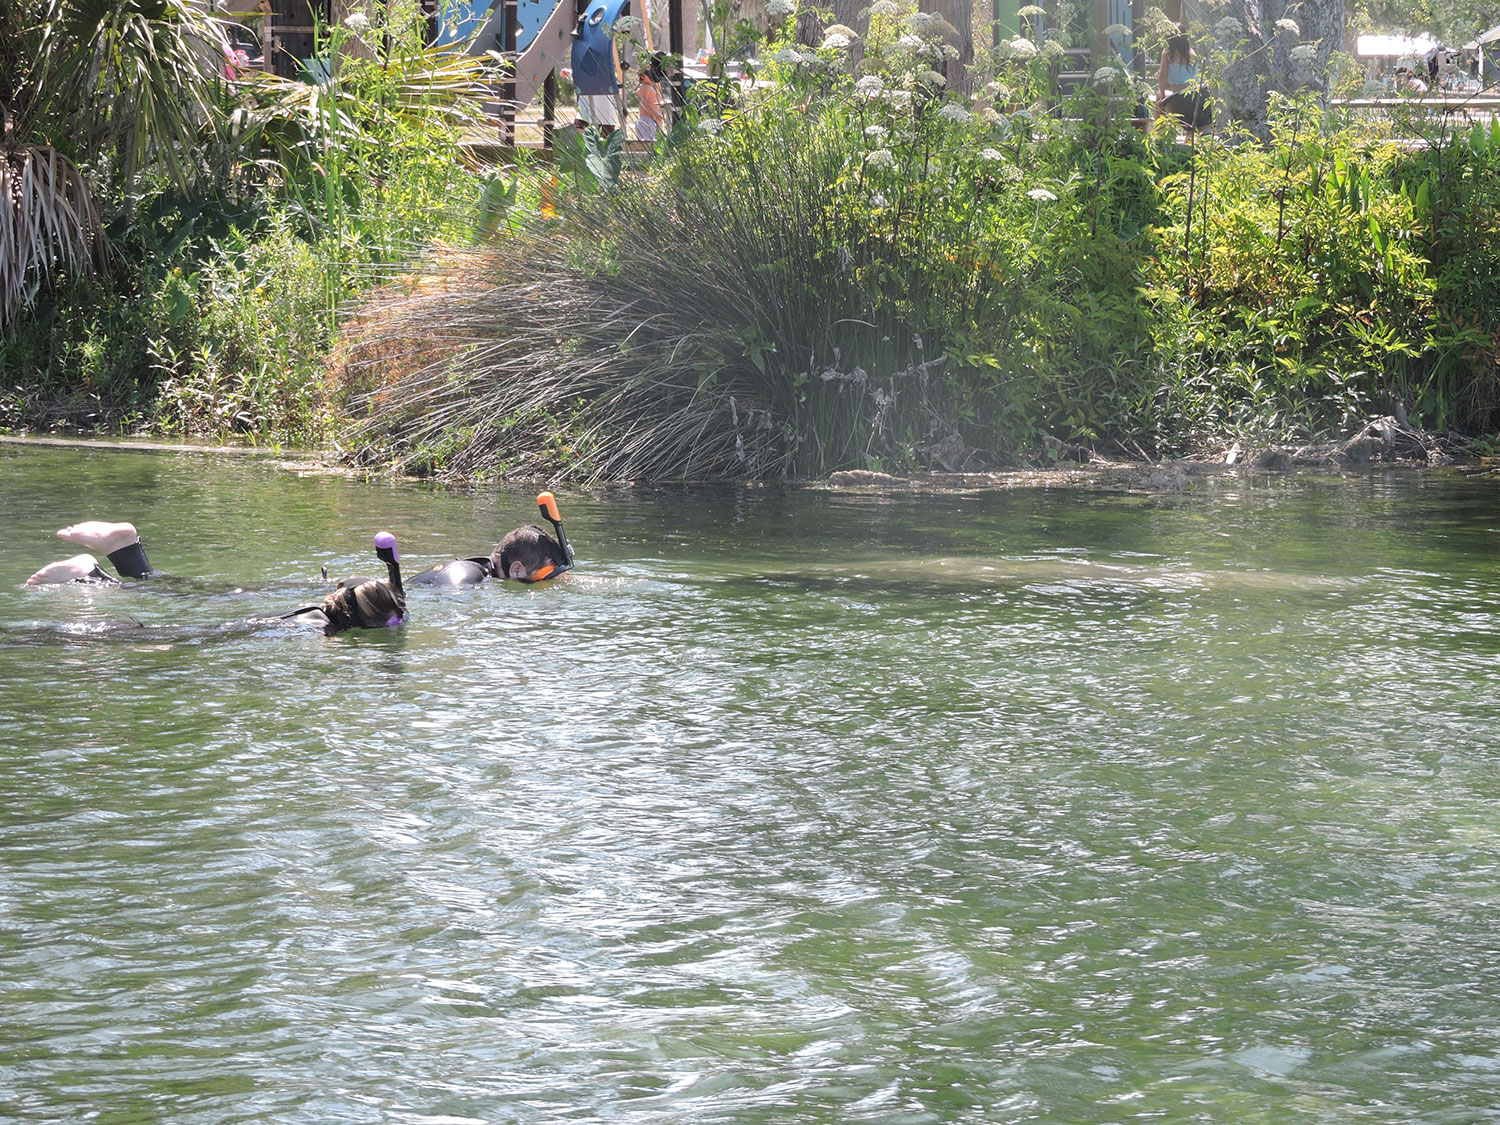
[1219,0,1343,138]
[816,0,868,63]
[921,0,974,92]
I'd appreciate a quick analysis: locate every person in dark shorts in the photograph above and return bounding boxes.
[1157,31,1210,141]
[27,522,407,637]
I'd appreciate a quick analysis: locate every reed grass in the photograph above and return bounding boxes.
[343,91,1150,481]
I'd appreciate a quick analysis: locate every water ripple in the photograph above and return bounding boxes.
[3,455,1500,1121]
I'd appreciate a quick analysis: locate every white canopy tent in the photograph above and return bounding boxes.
[1462,24,1500,80]
[1354,31,1440,60]
[1462,23,1500,49]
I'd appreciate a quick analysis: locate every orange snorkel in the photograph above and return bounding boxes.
[522,491,575,582]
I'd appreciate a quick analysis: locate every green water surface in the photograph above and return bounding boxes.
[1,444,1498,1123]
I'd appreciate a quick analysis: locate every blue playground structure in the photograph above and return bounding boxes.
[570,0,631,96]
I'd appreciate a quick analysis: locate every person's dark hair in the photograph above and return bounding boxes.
[319,579,406,634]
[1165,33,1191,62]
[492,525,566,579]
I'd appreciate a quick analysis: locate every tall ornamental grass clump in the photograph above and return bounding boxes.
[347,4,1157,481]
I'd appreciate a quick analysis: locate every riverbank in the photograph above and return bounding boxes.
[10,0,1500,486]
[8,420,1493,495]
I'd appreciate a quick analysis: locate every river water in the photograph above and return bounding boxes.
[2,444,1498,1123]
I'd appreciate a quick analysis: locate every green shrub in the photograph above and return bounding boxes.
[349,13,1163,480]
[1144,97,1500,444]
[2,2,492,442]
[149,220,333,438]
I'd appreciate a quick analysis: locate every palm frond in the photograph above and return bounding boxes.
[0,143,104,327]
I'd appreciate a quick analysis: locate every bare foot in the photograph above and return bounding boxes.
[27,554,103,585]
[56,521,140,554]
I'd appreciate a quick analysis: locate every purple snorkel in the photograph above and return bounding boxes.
[373,531,406,626]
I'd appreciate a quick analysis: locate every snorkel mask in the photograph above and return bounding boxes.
[514,492,576,583]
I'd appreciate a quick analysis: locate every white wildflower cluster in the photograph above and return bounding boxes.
[343,11,370,32]
[920,69,948,86]
[824,23,857,39]
[908,11,956,36]
[822,32,852,49]
[1275,17,1299,35]
[1214,16,1243,45]
[1138,5,1176,39]
[865,148,896,169]
[610,15,639,33]
[1026,186,1056,202]
[765,0,796,19]
[854,74,885,98]
[1103,23,1131,38]
[1040,38,1065,59]
[979,146,1004,161]
[937,102,970,122]
[1289,43,1317,65]
[864,124,888,137]
[1006,36,1038,58]
[772,46,801,64]
[895,33,925,51]
[995,163,1023,183]
[1016,4,1045,15]
[1092,65,1121,85]
[864,0,899,16]
[888,88,913,108]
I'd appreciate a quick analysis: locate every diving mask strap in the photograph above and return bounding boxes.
[465,556,498,579]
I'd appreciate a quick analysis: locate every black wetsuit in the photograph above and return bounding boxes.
[405,557,495,588]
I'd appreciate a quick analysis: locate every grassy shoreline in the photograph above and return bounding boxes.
[5,424,1487,493]
[7,4,1500,480]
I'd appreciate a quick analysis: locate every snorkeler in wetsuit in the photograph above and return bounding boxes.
[26,523,407,637]
[405,492,576,587]
[285,532,407,635]
[25,520,156,585]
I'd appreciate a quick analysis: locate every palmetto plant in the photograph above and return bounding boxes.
[1,125,104,331]
[1,0,227,327]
